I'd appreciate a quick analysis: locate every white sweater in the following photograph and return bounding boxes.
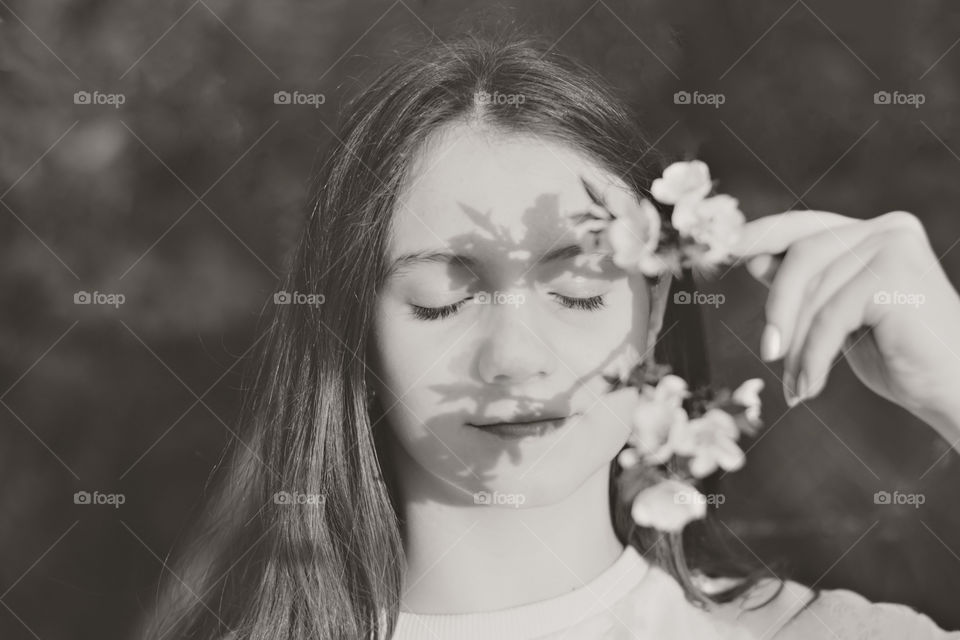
[391,544,959,639]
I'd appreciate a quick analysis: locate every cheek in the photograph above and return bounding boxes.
[556,283,648,375]
[373,302,459,406]
[515,387,633,500]
[371,302,467,447]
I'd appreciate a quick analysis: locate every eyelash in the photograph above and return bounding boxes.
[410,294,607,321]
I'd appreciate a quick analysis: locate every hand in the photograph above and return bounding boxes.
[732,210,960,444]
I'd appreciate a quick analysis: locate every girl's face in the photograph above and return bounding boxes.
[372,122,668,507]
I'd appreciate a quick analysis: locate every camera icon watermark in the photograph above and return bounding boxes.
[74,90,126,108]
[473,291,525,307]
[273,491,326,506]
[274,290,325,307]
[674,491,725,506]
[473,490,526,508]
[673,90,725,109]
[273,90,326,108]
[873,290,925,308]
[673,290,725,308]
[74,290,125,308]
[474,90,525,106]
[74,490,126,508]
[873,490,925,508]
[873,90,925,109]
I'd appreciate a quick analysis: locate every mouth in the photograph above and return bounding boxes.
[468,414,579,440]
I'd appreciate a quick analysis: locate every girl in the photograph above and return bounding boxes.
[141,30,960,640]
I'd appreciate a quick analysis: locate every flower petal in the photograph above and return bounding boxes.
[732,378,764,426]
[688,454,718,479]
[630,479,707,532]
[607,198,662,275]
[651,161,712,205]
[617,448,641,468]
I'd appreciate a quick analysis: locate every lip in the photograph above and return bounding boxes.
[469,414,579,440]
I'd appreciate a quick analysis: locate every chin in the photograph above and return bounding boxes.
[481,477,586,508]
[462,452,615,509]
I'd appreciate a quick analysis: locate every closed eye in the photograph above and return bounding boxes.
[552,293,606,312]
[410,298,470,321]
[409,293,606,321]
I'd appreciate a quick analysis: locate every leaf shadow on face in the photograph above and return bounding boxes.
[372,187,654,510]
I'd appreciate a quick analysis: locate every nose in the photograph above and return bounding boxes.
[476,297,559,384]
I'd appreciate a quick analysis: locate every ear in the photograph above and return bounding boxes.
[646,273,672,350]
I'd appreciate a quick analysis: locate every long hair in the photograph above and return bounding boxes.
[140,28,777,640]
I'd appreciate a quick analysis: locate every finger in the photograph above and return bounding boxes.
[759,220,879,362]
[753,214,926,353]
[782,237,887,404]
[731,210,857,260]
[793,268,878,404]
[784,216,931,402]
[745,253,783,287]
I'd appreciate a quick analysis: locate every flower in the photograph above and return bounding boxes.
[671,408,746,478]
[732,378,764,427]
[574,160,747,277]
[672,194,745,265]
[627,375,689,464]
[650,160,712,205]
[651,374,689,405]
[614,369,761,532]
[631,479,707,532]
[604,195,664,277]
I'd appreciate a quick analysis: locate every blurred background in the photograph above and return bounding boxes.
[1,1,959,638]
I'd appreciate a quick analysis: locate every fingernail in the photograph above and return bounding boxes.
[747,254,772,280]
[809,373,825,398]
[761,324,782,361]
[796,371,809,402]
[783,371,798,407]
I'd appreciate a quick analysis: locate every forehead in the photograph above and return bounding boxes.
[390,124,625,261]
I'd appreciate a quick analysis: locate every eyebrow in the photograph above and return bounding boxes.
[387,243,584,278]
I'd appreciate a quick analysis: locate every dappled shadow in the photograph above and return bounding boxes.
[371,185,655,506]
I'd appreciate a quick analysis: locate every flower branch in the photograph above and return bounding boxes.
[574,161,764,533]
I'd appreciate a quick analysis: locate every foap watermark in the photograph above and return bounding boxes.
[474,90,525,106]
[873,90,925,109]
[74,490,126,508]
[675,491,725,506]
[673,290,725,308]
[273,90,326,108]
[74,90,126,108]
[74,290,125,308]
[274,491,326,506]
[873,290,925,308]
[473,490,526,508]
[674,90,725,108]
[874,490,925,508]
[274,290,325,307]
[474,291,525,307]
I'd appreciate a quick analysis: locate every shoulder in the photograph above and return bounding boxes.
[773,586,960,639]
[704,575,960,639]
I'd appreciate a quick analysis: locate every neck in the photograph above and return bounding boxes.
[393,445,624,615]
